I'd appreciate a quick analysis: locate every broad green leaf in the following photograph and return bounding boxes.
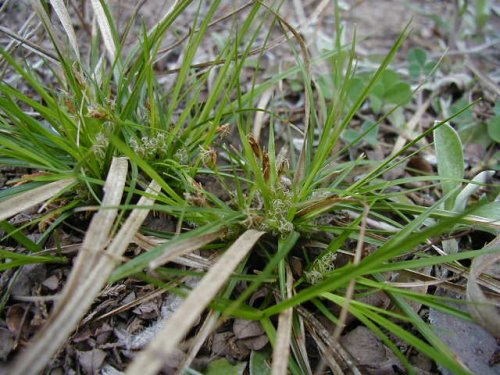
[459,122,492,147]
[249,349,272,375]
[381,69,400,88]
[347,77,365,102]
[342,121,379,146]
[369,94,383,113]
[408,48,427,67]
[205,359,246,375]
[423,61,437,75]
[409,62,421,79]
[362,120,379,145]
[487,115,500,143]
[341,128,359,144]
[371,81,385,98]
[434,123,464,210]
[472,201,500,221]
[451,99,475,128]
[384,81,412,105]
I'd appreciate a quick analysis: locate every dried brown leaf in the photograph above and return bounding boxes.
[239,334,268,351]
[6,304,26,337]
[77,349,107,374]
[340,326,402,374]
[233,319,264,340]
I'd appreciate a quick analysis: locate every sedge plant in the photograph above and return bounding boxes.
[0,1,498,374]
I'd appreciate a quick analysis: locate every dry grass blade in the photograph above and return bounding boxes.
[272,264,293,375]
[332,204,368,342]
[297,306,361,375]
[125,229,265,375]
[60,157,128,301]
[134,233,214,269]
[290,314,313,375]
[0,178,75,222]
[8,158,129,375]
[148,228,227,270]
[0,25,59,63]
[50,0,80,59]
[90,0,116,62]
[88,179,161,264]
[0,12,38,70]
[181,310,220,371]
[253,87,274,142]
[310,330,345,375]
[91,288,167,323]
[466,235,500,337]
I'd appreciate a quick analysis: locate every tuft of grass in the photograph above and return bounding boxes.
[0,1,498,374]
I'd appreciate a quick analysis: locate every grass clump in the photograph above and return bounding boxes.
[0,1,498,374]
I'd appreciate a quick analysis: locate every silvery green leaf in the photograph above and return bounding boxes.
[434,122,464,210]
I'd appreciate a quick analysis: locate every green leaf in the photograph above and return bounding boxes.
[423,61,437,76]
[341,128,360,144]
[408,48,431,78]
[369,94,382,113]
[0,249,66,271]
[459,122,492,147]
[249,349,272,375]
[381,69,400,88]
[205,359,246,375]
[472,201,500,221]
[408,48,427,67]
[409,62,421,79]
[365,69,411,109]
[361,120,379,145]
[487,115,500,143]
[316,75,333,100]
[384,81,412,105]
[451,99,475,127]
[347,77,365,102]
[0,221,42,252]
[371,81,385,98]
[434,123,464,210]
